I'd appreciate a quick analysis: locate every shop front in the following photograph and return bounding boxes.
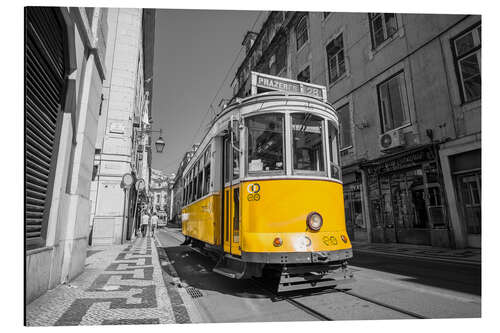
[448,148,481,248]
[342,166,368,242]
[362,145,451,247]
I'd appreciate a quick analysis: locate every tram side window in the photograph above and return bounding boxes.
[197,160,203,199]
[192,164,198,202]
[246,114,284,174]
[233,126,240,180]
[183,178,187,205]
[291,113,326,174]
[203,146,211,196]
[328,121,341,180]
[188,170,193,203]
[224,138,230,183]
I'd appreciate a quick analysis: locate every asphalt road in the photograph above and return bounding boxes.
[155,228,481,322]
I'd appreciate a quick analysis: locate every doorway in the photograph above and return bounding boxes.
[221,135,241,255]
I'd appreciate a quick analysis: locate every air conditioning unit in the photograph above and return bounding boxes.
[379,129,406,151]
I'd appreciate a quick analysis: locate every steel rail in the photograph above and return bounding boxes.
[251,278,334,321]
[339,289,428,319]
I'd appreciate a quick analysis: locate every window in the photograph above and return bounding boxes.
[369,13,398,48]
[233,140,240,181]
[224,137,231,183]
[378,72,410,133]
[191,167,197,202]
[296,15,309,50]
[246,114,285,174]
[328,121,341,179]
[202,146,211,196]
[297,66,310,83]
[188,170,194,203]
[196,160,203,199]
[92,164,98,181]
[291,113,326,174]
[326,33,345,84]
[337,104,352,149]
[452,24,481,103]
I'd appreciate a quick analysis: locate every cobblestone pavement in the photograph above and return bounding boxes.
[26,236,190,326]
[352,241,481,265]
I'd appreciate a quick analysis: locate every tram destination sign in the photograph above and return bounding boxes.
[251,72,327,102]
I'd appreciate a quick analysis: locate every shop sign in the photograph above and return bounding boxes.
[251,72,326,101]
[366,147,435,175]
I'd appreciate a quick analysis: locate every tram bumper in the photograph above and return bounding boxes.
[241,248,353,264]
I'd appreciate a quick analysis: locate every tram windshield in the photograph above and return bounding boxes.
[291,113,326,174]
[246,114,285,173]
[244,112,341,180]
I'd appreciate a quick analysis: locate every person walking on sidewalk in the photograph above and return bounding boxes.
[151,212,158,236]
[141,210,150,237]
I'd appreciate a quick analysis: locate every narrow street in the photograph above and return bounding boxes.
[155,227,481,322]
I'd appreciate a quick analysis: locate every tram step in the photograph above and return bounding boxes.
[212,256,246,279]
[212,266,238,279]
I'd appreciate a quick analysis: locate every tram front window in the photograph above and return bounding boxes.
[246,114,284,173]
[291,113,326,174]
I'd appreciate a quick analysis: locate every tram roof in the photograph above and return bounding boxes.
[220,91,335,119]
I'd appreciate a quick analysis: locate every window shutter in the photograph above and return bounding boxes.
[25,7,65,248]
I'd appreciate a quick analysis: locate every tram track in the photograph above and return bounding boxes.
[252,277,428,320]
[337,289,428,319]
[161,230,429,321]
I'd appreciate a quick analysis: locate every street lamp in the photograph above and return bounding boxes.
[155,135,165,153]
[136,127,166,153]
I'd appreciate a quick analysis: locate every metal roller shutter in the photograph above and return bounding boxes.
[25,7,65,248]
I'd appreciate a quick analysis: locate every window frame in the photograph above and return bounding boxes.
[376,70,411,134]
[202,144,211,196]
[336,103,353,150]
[368,13,399,50]
[295,15,309,51]
[289,112,328,177]
[451,23,481,104]
[245,113,287,177]
[327,119,342,180]
[326,32,346,85]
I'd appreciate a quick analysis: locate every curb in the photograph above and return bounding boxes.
[153,236,203,323]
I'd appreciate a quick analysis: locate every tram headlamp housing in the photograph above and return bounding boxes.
[307,212,323,231]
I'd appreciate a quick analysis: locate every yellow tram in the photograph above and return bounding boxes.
[178,72,353,292]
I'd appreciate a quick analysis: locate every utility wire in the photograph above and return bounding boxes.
[180,10,266,159]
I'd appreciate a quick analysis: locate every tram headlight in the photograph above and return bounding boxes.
[307,212,323,231]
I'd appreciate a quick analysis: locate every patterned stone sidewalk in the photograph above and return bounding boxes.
[26,236,190,326]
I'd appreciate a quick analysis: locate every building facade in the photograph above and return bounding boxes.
[89,8,156,245]
[150,169,175,219]
[25,7,108,303]
[231,12,481,248]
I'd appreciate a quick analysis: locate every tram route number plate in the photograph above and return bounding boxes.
[247,183,261,201]
[322,235,338,246]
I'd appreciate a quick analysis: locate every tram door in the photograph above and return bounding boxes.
[222,135,241,255]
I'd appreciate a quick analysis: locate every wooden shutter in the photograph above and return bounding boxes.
[25,7,66,248]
